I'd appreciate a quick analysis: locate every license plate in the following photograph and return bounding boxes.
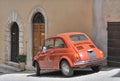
[87,51,96,59]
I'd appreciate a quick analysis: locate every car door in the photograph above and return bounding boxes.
[49,37,67,69]
[39,38,54,69]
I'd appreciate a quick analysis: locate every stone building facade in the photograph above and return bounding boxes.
[1,0,120,70]
[0,0,93,69]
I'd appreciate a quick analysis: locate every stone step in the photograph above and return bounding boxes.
[6,62,19,68]
[0,64,21,74]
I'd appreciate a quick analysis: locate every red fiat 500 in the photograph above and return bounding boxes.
[33,32,105,77]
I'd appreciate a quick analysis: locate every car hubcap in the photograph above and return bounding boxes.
[62,63,69,73]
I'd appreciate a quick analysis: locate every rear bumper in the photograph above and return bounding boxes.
[74,58,105,67]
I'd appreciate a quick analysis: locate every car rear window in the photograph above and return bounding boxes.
[70,34,88,42]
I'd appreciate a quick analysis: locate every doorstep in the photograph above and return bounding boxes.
[0,64,21,74]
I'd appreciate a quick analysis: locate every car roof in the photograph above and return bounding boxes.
[47,32,86,39]
[57,32,85,37]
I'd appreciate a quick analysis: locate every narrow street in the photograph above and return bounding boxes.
[0,67,120,81]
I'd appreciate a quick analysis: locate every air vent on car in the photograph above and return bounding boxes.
[89,45,95,48]
[77,46,84,50]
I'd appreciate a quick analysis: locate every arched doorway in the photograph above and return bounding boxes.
[32,12,45,57]
[10,22,19,62]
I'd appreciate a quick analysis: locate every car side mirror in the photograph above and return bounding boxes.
[38,46,47,51]
[41,46,47,54]
[43,46,47,51]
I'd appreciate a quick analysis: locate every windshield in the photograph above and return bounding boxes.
[70,34,88,42]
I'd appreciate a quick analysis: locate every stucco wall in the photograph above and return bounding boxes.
[93,0,120,60]
[103,0,120,22]
[43,0,93,36]
[0,0,93,64]
[103,0,120,55]
[92,0,107,58]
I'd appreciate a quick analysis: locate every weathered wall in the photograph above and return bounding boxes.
[0,0,45,63]
[43,0,93,37]
[103,0,120,22]
[92,0,107,58]
[103,0,120,60]
[0,0,93,65]
[93,0,120,60]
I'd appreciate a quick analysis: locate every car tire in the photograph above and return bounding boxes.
[61,61,74,77]
[35,62,40,76]
[91,65,101,72]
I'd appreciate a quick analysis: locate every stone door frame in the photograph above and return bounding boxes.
[26,6,48,69]
[5,10,24,63]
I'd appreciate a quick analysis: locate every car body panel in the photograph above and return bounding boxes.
[33,32,105,70]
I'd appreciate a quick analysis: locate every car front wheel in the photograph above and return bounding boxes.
[35,62,40,76]
[61,61,74,77]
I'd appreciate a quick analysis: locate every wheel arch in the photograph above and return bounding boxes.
[59,56,74,69]
[33,60,38,67]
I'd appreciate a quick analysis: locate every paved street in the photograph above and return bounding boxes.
[0,67,120,81]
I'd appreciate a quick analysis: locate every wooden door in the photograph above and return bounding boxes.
[33,23,45,57]
[108,22,120,67]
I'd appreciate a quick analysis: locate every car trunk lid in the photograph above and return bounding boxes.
[72,41,98,60]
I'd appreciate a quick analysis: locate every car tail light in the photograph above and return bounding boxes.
[100,50,103,54]
[75,53,79,60]
[99,50,104,57]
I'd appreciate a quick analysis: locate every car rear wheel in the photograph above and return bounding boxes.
[91,65,101,72]
[35,62,40,76]
[61,61,73,77]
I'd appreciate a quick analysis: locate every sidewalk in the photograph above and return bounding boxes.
[0,66,120,75]
[0,67,120,81]
[1,66,120,76]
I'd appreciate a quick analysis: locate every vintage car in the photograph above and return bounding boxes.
[33,32,105,77]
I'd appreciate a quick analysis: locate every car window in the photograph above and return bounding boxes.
[70,34,88,42]
[45,39,54,49]
[55,38,65,48]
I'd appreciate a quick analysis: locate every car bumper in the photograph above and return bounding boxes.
[74,58,105,67]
